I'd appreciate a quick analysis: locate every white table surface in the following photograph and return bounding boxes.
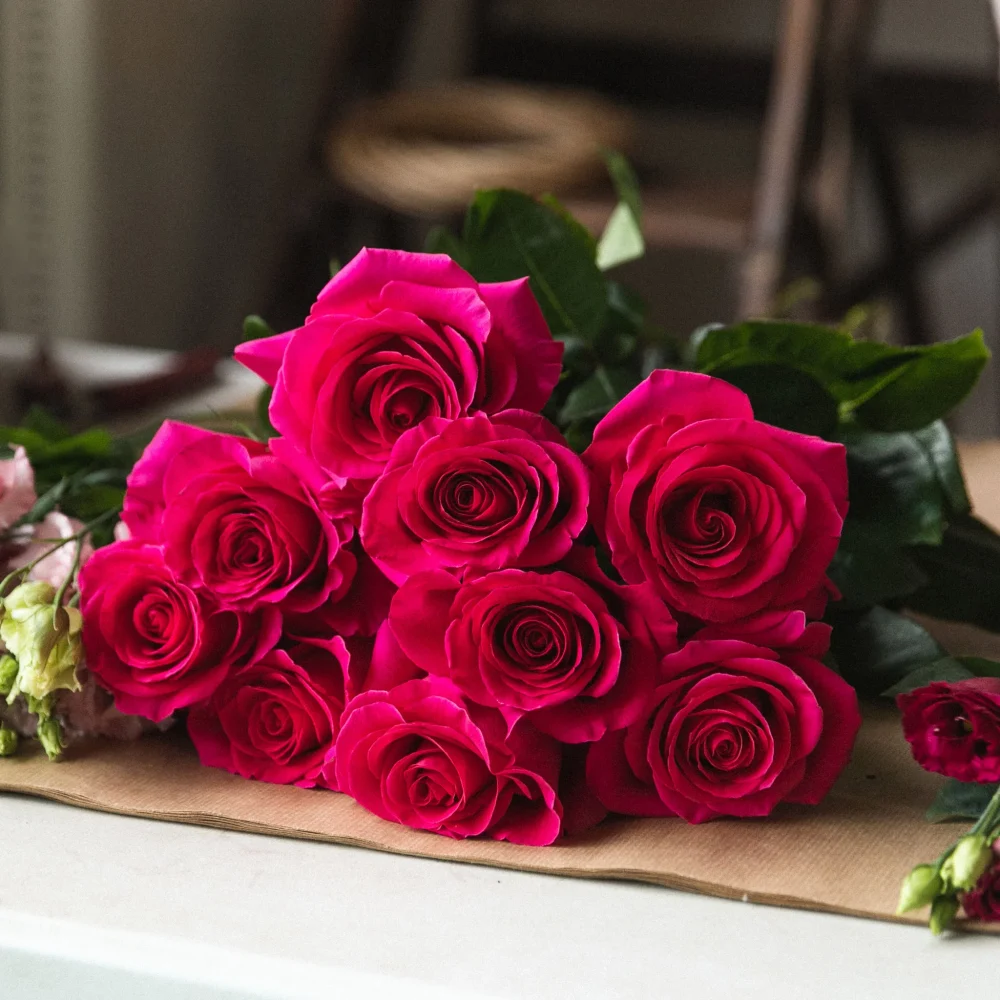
[0,796,994,1000]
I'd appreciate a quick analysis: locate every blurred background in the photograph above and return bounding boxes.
[1,0,999,433]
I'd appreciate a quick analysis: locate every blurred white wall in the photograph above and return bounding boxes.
[1,0,353,349]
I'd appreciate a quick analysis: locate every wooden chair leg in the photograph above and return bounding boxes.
[738,0,826,318]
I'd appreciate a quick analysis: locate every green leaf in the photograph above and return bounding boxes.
[596,152,644,271]
[881,657,973,697]
[907,515,1000,632]
[855,331,989,431]
[602,150,642,225]
[596,203,644,271]
[462,190,608,341]
[926,780,1000,823]
[912,421,970,517]
[828,606,947,697]
[256,386,276,439]
[827,525,928,609]
[954,655,1000,680]
[715,364,838,437]
[424,225,471,268]
[842,430,948,547]
[559,366,636,423]
[242,314,274,343]
[22,406,70,443]
[692,321,988,430]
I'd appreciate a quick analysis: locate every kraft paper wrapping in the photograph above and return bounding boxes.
[3,443,1000,927]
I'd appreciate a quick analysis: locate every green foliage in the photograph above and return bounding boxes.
[691,321,988,432]
[716,365,838,437]
[828,607,948,697]
[0,408,133,537]
[926,780,1000,823]
[460,189,608,342]
[242,314,275,342]
[907,515,1000,633]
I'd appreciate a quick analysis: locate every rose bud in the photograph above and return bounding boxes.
[897,678,1000,782]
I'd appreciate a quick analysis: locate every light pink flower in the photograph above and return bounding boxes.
[0,446,36,530]
[8,512,93,590]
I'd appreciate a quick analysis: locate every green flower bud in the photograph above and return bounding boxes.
[0,582,82,701]
[929,895,959,936]
[0,654,17,697]
[896,864,943,914]
[0,726,18,757]
[948,834,993,891]
[36,716,64,761]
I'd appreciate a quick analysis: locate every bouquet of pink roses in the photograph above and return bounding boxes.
[1,177,999,933]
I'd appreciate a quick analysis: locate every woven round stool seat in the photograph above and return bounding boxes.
[328,81,633,216]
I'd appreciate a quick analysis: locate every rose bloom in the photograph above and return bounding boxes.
[122,422,356,615]
[235,248,563,482]
[335,676,563,844]
[897,678,1000,782]
[188,639,357,788]
[361,410,589,584]
[587,629,860,823]
[963,853,1000,923]
[0,445,36,530]
[79,541,280,722]
[385,548,676,743]
[584,370,847,623]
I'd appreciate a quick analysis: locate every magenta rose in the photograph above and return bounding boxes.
[335,676,563,844]
[587,636,860,822]
[79,541,280,722]
[385,548,676,743]
[584,370,847,623]
[188,639,357,788]
[361,410,589,584]
[898,679,1000,782]
[235,248,563,481]
[963,853,1000,922]
[122,422,356,614]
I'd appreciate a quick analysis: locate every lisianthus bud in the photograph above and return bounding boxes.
[36,716,64,760]
[896,864,943,914]
[0,726,17,756]
[947,835,994,891]
[929,895,959,936]
[0,582,82,701]
[0,653,17,697]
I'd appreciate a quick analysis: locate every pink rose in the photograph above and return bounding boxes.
[8,511,93,590]
[587,636,860,822]
[0,446,36,530]
[335,676,563,844]
[188,640,355,788]
[584,370,847,623]
[79,541,280,722]
[385,548,676,743]
[898,679,1000,782]
[361,410,589,584]
[235,248,563,482]
[122,422,356,613]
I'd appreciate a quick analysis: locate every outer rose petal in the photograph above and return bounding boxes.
[478,278,562,412]
[233,331,293,386]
